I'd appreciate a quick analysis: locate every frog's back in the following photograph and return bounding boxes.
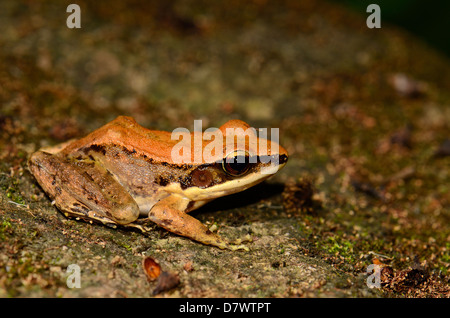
[58,116,177,162]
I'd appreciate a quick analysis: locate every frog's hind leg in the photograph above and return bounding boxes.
[28,151,140,226]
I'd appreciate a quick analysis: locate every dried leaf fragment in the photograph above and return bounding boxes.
[142,256,162,282]
[153,271,180,295]
[142,256,181,295]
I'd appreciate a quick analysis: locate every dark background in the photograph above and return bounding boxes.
[329,0,450,58]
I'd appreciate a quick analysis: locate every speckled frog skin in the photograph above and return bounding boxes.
[28,116,288,250]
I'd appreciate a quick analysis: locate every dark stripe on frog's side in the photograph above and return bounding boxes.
[79,144,195,171]
[70,202,90,214]
[80,144,107,156]
[155,176,170,186]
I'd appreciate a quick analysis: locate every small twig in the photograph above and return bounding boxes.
[7,200,35,217]
[368,251,393,260]
[7,200,27,207]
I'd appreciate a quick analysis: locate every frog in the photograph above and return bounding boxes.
[28,116,288,250]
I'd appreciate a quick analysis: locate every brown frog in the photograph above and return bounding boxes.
[28,116,288,250]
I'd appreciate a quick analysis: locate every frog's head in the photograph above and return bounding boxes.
[178,120,288,202]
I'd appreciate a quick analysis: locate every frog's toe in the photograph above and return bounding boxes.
[214,238,250,251]
[227,244,250,252]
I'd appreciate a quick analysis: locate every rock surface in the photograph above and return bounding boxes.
[0,0,448,297]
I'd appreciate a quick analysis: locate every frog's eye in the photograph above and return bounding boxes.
[222,150,251,177]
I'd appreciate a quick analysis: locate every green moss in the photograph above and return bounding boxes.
[3,177,26,205]
[317,236,355,261]
[0,218,13,241]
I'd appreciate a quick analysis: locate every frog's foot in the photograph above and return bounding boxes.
[148,195,250,251]
[227,235,253,251]
[124,217,156,233]
[222,242,250,252]
[209,232,252,251]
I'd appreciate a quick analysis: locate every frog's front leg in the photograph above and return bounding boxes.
[28,151,140,225]
[148,195,249,251]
